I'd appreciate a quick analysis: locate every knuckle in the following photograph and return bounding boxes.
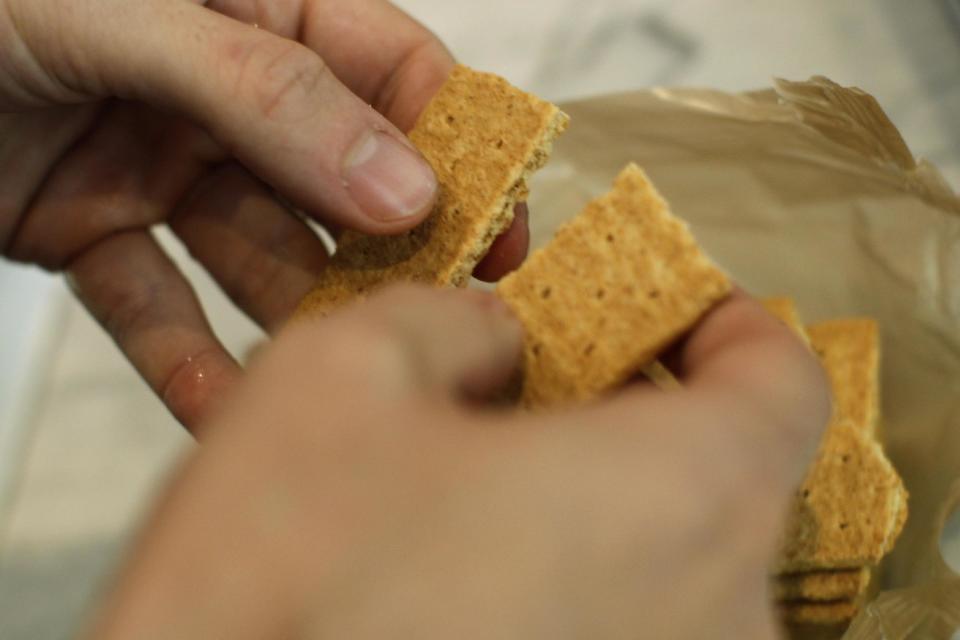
[367,284,479,329]
[224,246,285,318]
[341,318,414,374]
[238,39,330,123]
[683,424,784,513]
[96,281,159,348]
[280,316,411,390]
[371,282,439,307]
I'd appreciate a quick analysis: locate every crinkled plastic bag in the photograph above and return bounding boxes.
[525,77,960,639]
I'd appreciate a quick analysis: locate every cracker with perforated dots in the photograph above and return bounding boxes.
[496,163,731,409]
[296,65,569,317]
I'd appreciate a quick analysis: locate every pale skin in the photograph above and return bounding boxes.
[1,0,527,431]
[86,287,829,639]
[1,2,831,638]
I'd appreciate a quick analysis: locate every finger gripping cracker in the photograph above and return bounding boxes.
[496,164,731,409]
[296,65,569,317]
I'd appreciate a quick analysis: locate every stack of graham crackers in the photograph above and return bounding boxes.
[762,301,907,632]
[296,65,907,637]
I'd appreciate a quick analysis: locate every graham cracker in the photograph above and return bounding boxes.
[779,599,860,626]
[762,297,810,345]
[775,421,907,572]
[773,567,870,601]
[806,318,880,439]
[780,570,879,638]
[496,164,731,409]
[296,65,569,317]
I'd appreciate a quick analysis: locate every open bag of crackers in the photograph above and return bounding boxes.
[297,67,960,638]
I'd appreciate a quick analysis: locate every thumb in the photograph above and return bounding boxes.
[673,291,831,489]
[17,0,439,232]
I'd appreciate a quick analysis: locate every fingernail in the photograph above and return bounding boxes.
[342,130,437,222]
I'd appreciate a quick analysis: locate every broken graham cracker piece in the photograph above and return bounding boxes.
[496,164,731,409]
[807,318,880,439]
[762,297,811,346]
[775,421,907,573]
[296,65,569,317]
[773,567,870,602]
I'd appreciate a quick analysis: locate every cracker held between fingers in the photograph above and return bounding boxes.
[296,65,569,317]
[496,163,731,409]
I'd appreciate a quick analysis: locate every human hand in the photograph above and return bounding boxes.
[86,286,829,639]
[0,0,529,431]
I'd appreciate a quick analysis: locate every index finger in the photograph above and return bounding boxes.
[679,292,827,412]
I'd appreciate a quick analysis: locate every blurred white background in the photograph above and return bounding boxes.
[1,1,958,637]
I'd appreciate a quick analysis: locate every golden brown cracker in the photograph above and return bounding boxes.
[496,164,731,409]
[807,318,880,438]
[296,64,569,317]
[773,567,870,601]
[776,421,907,572]
[779,599,860,626]
[762,297,810,345]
